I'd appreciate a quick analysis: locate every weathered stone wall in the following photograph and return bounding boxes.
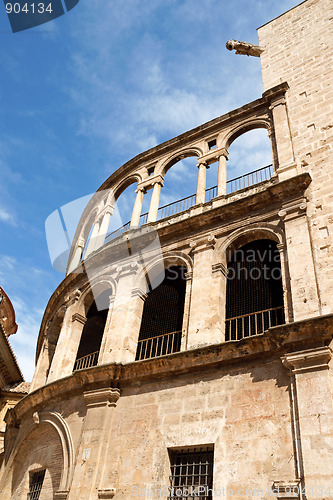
[10,423,63,499]
[258,0,333,314]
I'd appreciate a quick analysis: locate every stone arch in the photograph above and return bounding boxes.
[157,147,204,177]
[135,251,193,293]
[75,275,117,318]
[216,223,284,266]
[113,173,142,201]
[6,411,74,499]
[221,118,272,150]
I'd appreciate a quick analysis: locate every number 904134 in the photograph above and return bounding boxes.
[6,2,53,14]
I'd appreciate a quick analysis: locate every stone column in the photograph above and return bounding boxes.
[130,187,145,228]
[98,295,115,364]
[94,207,114,249]
[281,347,333,498]
[211,262,229,342]
[187,236,224,348]
[196,161,209,204]
[147,180,163,223]
[85,221,100,258]
[67,237,85,274]
[47,292,82,383]
[279,200,320,321]
[217,149,228,197]
[180,271,193,350]
[101,263,147,364]
[30,339,50,391]
[277,242,293,323]
[69,387,120,500]
[270,95,297,180]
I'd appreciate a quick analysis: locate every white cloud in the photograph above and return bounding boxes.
[0,205,16,226]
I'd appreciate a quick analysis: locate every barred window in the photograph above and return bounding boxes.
[168,447,214,500]
[136,266,186,360]
[225,239,285,340]
[27,469,46,500]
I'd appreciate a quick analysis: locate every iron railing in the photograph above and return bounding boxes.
[104,164,273,244]
[136,330,182,360]
[73,350,99,371]
[225,305,285,341]
[226,164,273,194]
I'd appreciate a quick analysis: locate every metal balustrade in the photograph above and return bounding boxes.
[104,164,273,244]
[225,306,285,341]
[73,350,99,371]
[136,330,182,360]
[226,164,273,194]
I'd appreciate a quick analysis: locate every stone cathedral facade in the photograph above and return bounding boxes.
[1,0,333,498]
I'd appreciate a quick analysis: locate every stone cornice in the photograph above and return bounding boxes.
[9,314,333,426]
[281,346,332,374]
[83,387,121,408]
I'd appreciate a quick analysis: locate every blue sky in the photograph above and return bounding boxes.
[0,0,301,380]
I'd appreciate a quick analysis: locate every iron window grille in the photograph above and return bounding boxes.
[168,447,214,499]
[27,469,46,500]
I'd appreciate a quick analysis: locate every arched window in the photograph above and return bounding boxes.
[225,239,285,341]
[227,128,273,194]
[136,266,186,360]
[73,289,111,371]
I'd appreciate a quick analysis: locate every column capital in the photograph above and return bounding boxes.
[269,95,287,110]
[190,234,216,253]
[282,346,332,375]
[196,160,210,169]
[278,198,307,221]
[135,186,146,194]
[218,148,229,160]
[83,387,121,408]
[116,261,139,279]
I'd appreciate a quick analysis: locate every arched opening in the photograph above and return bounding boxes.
[226,128,273,194]
[136,266,187,360]
[158,158,199,219]
[73,289,111,371]
[225,239,285,341]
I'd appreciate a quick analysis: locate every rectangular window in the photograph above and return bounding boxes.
[27,469,46,500]
[208,139,217,150]
[168,446,214,499]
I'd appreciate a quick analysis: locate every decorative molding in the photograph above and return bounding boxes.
[71,313,87,325]
[269,95,287,110]
[98,488,116,499]
[184,271,193,281]
[212,263,228,277]
[83,387,121,409]
[271,480,301,499]
[282,346,332,375]
[55,491,70,500]
[190,234,216,253]
[131,288,148,301]
[137,174,164,191]
[116,261,139,279]
[278,198,307,221]
[196,160,209,168]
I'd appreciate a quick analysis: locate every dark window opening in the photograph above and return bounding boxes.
[168,447,214,500]
[147,166,155,176]
[73,289,111,371]
[136,266,186,360]
[225,239,285,341]
[208,139,217,150]
[27,469,46,500]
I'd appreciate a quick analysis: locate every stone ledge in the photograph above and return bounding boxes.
[8,314,333,425]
